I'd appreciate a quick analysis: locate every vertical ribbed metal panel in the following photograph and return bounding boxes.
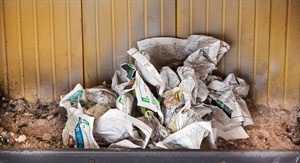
[0,0,299,110]
[0,0,83,102]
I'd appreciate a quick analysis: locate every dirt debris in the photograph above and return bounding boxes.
[217,100,300,150]
[0,92,299,149]
[0,94,67,149]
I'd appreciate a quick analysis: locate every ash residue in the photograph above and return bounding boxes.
[0,93,67,149]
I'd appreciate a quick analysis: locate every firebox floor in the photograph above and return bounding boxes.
[0,96,299,150]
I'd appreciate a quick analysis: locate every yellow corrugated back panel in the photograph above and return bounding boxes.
[1,0,299,109]
[82,0,176,88]
[0,0,83,102]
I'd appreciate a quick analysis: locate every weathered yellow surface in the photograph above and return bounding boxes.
[224,0,239,77]
[1,0,83,102]
[285,0,300,109]
[0,0,8,95]
[98,0,114,83]
[0,0,299,109]
[21,0,38,101]
[255,0,271,105]
[3,0,24,99]
[114,0,129,70]
[240,0,255,96]
[208,0,223,76]
[269,0,287,109]
[69,0,83,91]
[36,0,53,102]
[191,0,206,35]
[176,0,189,38]
[162,0,176,37]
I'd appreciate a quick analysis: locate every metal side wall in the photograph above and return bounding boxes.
[0,0,83,102]
[0,0,299,110]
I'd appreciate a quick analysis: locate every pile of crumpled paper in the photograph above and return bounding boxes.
[59,35,253,149]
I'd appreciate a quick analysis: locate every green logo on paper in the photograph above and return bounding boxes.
[128,62,134,66]
[142,97,150,103]
[66,90,83,103]
[82,119,89,126]
[119,97,124,104]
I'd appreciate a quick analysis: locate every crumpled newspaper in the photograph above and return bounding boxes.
[59,35,256,150]
[161,87,184,126]
[138,111,169,143]
[62,104,99,149]
[116,92,135,115]
[177,67,209,107]
[160,66,180,91]
[156,122,216,149]
[208,90,253,128]
[138,35,230,81]
[115,71,164,123]
[187,104,250,140]
[184,35,230,65]
[84,103,111,119]
[208,73,250,98]
[59,84,117,149]
[59,84,86,109]
[207,73,253,128]
[127,48,165,95]
[177,67,198,108]
[93,109,152,149]
[137,37,188,69]
[184,49,217,81]
[111,66,134,96]
[166,107,191,133]
[137,35,229,69]
[204,73,253,140]
[85,86,117,104]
